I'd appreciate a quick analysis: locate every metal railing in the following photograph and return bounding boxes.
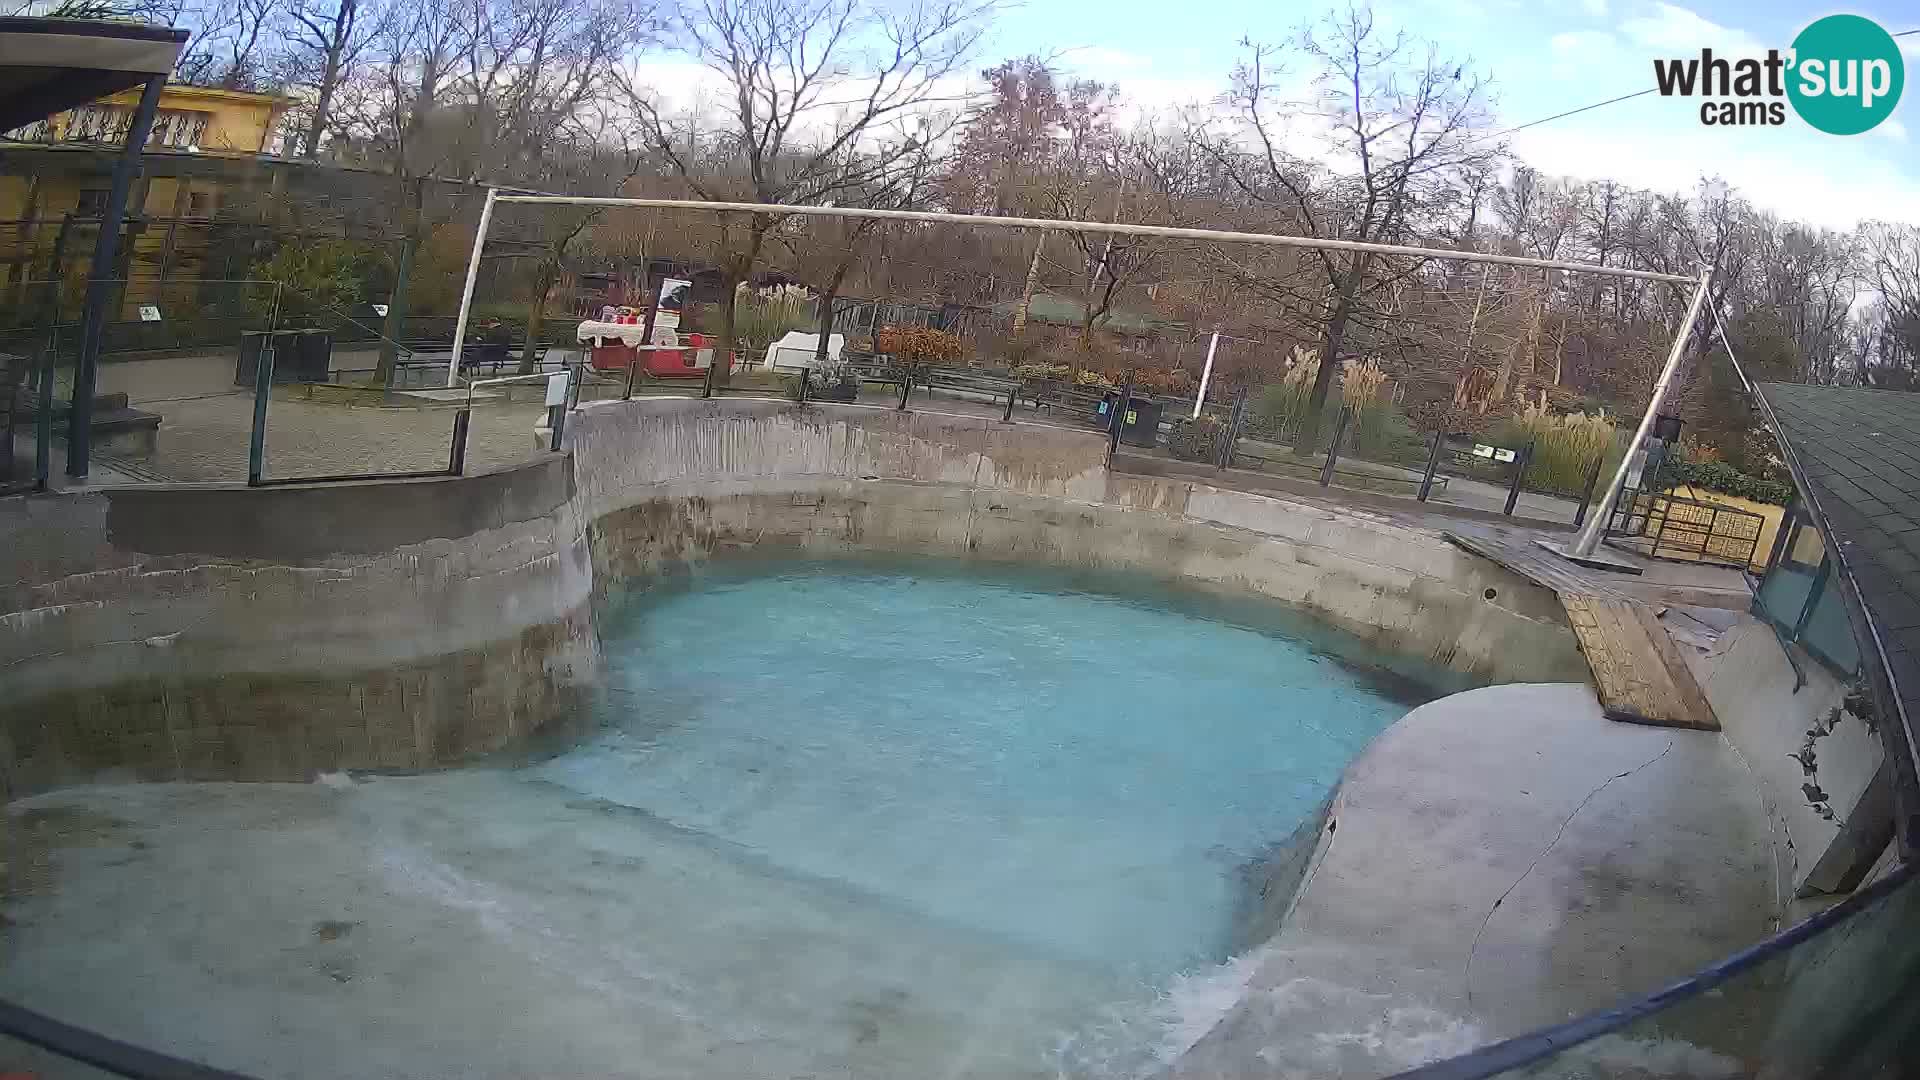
[1604,487,1767,570]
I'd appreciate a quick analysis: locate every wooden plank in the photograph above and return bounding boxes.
[1562,596,1720,731]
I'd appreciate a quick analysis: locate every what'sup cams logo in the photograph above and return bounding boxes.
[1653,13,1904,134]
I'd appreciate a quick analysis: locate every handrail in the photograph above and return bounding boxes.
[463,370,565,409]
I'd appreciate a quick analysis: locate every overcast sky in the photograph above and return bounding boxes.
[993,0,1919,229]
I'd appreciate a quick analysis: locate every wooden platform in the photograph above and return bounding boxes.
[1444,529,1724,731]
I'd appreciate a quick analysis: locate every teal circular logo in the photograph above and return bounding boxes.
[1787,14,1904,135]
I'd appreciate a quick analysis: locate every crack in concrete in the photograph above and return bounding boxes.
[1463,737,1677,1010]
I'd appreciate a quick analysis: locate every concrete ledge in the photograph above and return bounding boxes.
[1170,683,1778,1078]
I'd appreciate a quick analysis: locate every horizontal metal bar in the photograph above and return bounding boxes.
[492,195,1697,284]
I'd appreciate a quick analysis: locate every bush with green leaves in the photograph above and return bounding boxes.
[1491,402,1625,496]
[1664,458,1795,505]
[250,239,372,326]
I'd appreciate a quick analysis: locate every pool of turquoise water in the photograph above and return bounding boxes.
[539,559,1449,982]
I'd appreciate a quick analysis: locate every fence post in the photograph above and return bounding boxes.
[1319,406,1352,487]
[1002,379,1017,423]
[622,347,640,400]
[799,366,811,404]
[1418,431,1445,502]
[246,343,274,486]
[1572,452,1608,528]
[33,327,55,492]
[449,408,470,475]
[1107,381,1133,462]
[1503,438,1535,516]
[896,364,912,411]
[1217,385,1248,470]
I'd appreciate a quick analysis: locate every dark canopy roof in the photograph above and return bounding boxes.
[0,17,186,134]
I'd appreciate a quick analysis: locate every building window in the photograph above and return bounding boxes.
[150,110,210,150]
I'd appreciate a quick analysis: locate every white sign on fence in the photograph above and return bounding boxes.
[372,303,390,317]
[137,305,162,322]
[1472,443,1518,463]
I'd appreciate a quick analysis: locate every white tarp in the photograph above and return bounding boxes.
[763,331,843,371]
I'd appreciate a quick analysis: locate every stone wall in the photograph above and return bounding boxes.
[0,455,597,801]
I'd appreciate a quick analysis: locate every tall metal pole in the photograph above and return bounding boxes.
[67,74,166,479]
[1567,270,1712,557]
[447,187,498,388]
[1192,330,1220,419]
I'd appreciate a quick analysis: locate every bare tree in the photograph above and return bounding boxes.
[283,0,385,158]
[1199,3,1499,451]
[614,0,998,378]
[173,0,279,90]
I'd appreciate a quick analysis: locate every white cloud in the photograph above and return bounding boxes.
[1581,0,1609,15]
[1550,30,1616,57]
[1619,2,1767,55]
[1900,36,1920,60]
[1510,119,1920,228]
[1872,117,1909,143]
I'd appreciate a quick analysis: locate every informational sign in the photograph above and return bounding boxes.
[1124,409,1138,425]
[371,303,390,317]
[1472,443,1518,463]
[654,278,691,334]
[137,305,162,322]
[544,371,570,407]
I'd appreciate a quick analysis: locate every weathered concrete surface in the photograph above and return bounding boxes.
[567,396,1108,517]
[590,481,1588,687]
[0,456,597,800]
[1688,618,1887,898]
[1170,684,1778,1078]
[1,773,1137,1080]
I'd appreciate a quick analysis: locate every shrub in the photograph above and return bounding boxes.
[1665,458,1794,505]
[728,283,815,349]
[251,239,369,324]
[876,325,964,364]
[1165,415,1224,462]
[1492,399,1624,495]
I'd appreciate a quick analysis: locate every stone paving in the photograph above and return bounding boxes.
[87,352,562,483]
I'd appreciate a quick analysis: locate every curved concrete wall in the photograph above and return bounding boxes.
[1,396,1588,800]
[0,456,598,801]
[571,398,1588,687]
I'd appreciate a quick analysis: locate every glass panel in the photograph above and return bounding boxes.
[1800,576,1862,675]
[1788,517,1828,568]
[1756,562,1818,632]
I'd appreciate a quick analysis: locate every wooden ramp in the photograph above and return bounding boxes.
[1444,530,1722,731]
[1559,596,1720,731]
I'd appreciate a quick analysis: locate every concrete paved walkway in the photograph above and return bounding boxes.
[1170,683,1778,1079]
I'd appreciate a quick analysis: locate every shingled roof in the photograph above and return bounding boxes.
[1760,382,1920,846]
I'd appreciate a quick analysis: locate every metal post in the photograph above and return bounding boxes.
[1192,330,1219,419]
[897,367,912,411]
[1107,381,1133,461]
[1568,270,1712,556]
[33,328,55,492]
[446,187,498,388]
[67,74,166,479]
[246,343,274,485]
[798,366,811,404]
[1418,431,1445,502]
[1217,385,1247,470]
[1504,438,1535,516]
[1572,452,1607,528]
[449,408,470,475]
[1002,379,1017,422]
[1319,406,1352,487]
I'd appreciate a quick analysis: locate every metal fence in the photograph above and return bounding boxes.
[1605,488,1767,570]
